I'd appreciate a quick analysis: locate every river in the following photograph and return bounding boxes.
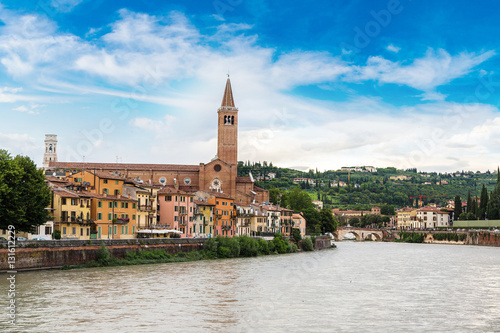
[1,242,499,332]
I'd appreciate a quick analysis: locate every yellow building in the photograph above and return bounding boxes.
[68,170,125,196]
[397,207,417,229]
[194,200,215,237]
[52,187,94,240]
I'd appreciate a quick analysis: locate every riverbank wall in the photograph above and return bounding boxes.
[392,230,500,247]
[0,238,205,272]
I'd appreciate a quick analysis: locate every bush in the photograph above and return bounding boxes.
[257,238,270,255]
[273,233,288,254]
[268,240,276,253]
[291,228,302,243]
[96,243,111,265]
[287,242,298,253]
[238,235,259,257]
[53,230,61,240]
[301,237,314,251]
[204,237,218,254]
[216,236,240,258]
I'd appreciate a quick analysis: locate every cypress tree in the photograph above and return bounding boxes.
[466,190,472,213]
[479,184,488,220]
[454,195,462,221]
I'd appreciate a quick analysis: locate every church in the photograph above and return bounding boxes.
[48,77,269,205]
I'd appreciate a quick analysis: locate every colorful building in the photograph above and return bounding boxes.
[157,187,195,237]
[52,187,94,240]
[89,193,138,240]
[292,213,307,237]
[193,200,215,237]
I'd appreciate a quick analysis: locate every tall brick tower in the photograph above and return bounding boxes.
[217,76,238,165]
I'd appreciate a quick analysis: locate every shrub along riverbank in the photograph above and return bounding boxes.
[63,234,302,270]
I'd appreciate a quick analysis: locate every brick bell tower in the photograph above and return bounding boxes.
[217,76,238,165]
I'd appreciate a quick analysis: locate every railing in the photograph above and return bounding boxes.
[139,205,154,212]
[115,218,130,224]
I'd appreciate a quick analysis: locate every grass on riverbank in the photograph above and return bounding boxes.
[62,234,299,270]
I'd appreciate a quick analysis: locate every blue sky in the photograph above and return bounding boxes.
[1,0,499,172]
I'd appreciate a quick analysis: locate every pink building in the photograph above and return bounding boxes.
[157,187,195,238]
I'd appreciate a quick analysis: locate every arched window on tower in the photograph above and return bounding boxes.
[49,144,52,152]
[231,116,234,125]
[224,115,227,125]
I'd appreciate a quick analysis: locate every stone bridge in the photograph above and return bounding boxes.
[333,227,385,241]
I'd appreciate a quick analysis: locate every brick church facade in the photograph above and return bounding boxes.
[49,77,269,205]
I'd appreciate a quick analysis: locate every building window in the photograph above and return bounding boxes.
[98,201,102,208]
[103,179,108,184]
[87,228,90,236]
[62,227,66,234]
[103,188,108,194]
[132,215,136,220]
[109,202,113,208]
[114,226,117,235]
[72,227,76,234]
[80,228,83,236]
[61,198,67,205]
[115,190,120,196]
[97,212,102,220]
[166,196,172,201]
[115,181,119,185]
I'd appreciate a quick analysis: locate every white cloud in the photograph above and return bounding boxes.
[0,133,38,153]
[130,115,177,135]
[12,103,44,115]
[386,44,401,53]
[348,49,495,91]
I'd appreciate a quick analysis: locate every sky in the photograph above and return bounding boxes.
[1,0,499,173]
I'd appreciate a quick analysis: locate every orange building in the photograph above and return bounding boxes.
[67,170,125,196]
[196,191,235,237]
[87,193,138,240]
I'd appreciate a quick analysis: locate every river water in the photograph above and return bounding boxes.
[1,242,499,333]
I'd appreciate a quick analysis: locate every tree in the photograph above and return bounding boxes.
[287,187,314,212]
[478,184,488,220]
[319,208,337,233]
[453,195,462,221]
[0,151,51,232]
[302,207,320,234]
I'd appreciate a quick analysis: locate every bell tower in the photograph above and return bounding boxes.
[217,76,238,165]
[43,134,58,169]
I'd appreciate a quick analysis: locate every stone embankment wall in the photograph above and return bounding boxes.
[0,238,205,272]
[314,236,332,250]
[472,232,500,246]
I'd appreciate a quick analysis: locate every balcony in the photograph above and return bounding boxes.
[179,220,187,226]
[139,205,154,212]
[115,218,130,224]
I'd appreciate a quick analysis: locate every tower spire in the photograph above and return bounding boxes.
[221,76,235,107]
